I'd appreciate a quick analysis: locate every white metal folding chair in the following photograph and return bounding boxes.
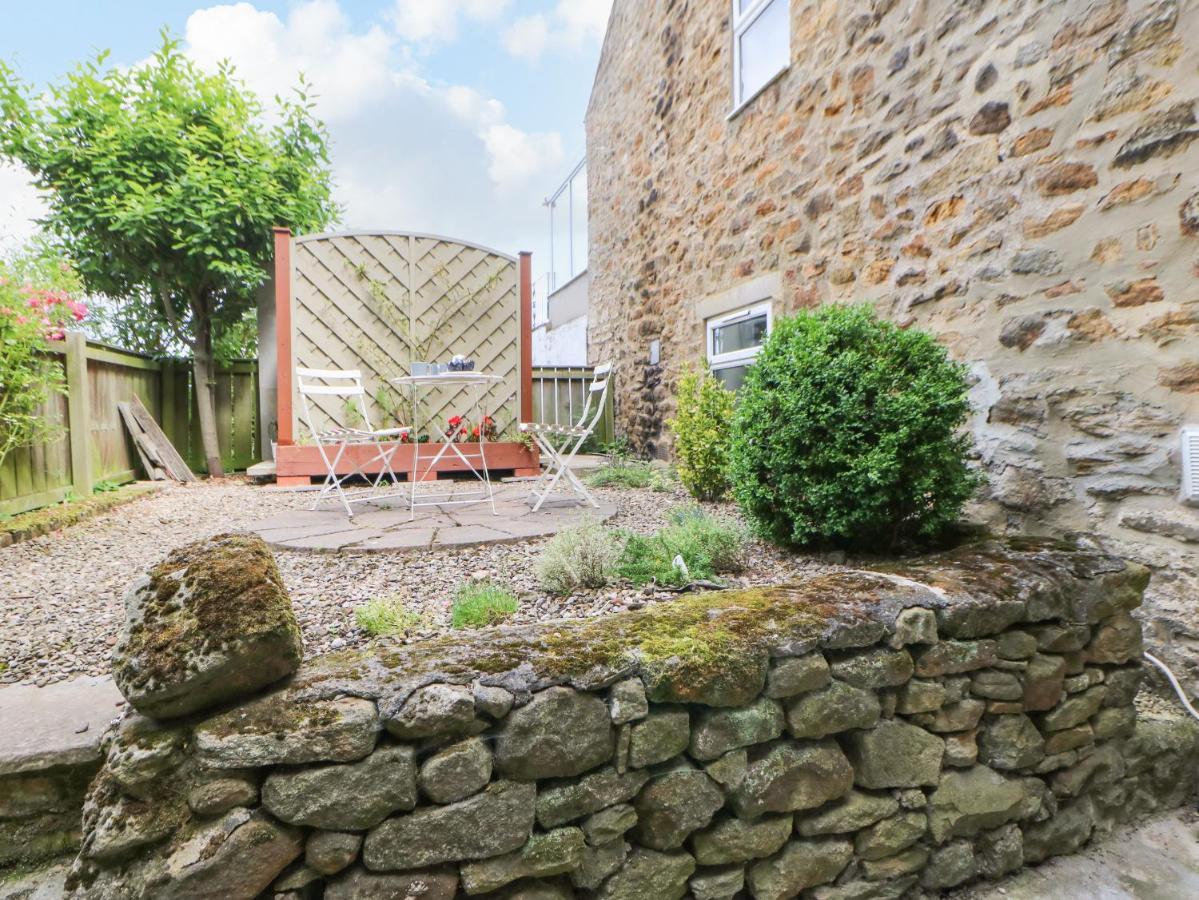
[520,364,613,512]
[296,367,411,518]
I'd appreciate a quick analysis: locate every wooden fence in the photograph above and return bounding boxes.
[530,366,615,446]
[0,333,259,517]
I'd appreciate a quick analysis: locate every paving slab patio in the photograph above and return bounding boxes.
[247,482,617,552]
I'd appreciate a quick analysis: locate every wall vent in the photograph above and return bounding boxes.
[1182,426,1199,506]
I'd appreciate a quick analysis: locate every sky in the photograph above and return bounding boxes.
[0,0,610,293]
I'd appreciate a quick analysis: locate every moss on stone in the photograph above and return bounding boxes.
[119,532,299,692]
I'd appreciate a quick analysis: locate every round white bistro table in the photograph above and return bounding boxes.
[390,372,505,517]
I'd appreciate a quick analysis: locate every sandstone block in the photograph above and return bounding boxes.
[922,840,975,889]
[382,684,477,740]
[928,766,1032,842]
[628,708,690,768]
[594,848,695,900]
[536,766,650,828]
[495,687,614,780]
[262,745,416,829]
[785,681,880,738]
[747,838,853,900]
[632,769,724,850]
[459,827,585,894]
[362,780,535,870]
[913,640,998,677]
[112,533,301,719]
[843,721,944,788]
[325,866,458,900]
[891,607,938,647]
[764,653,831,698]
[194,694,378,769]
[306,830,362,876]
[796,790,898,836]
[689,697,783,761]
[978,714,1046,770]
[854,811,927,860]
[827,648,914,689]
[582,803,637,845]
[419,737,492,804]
[689,865,745,900]
[608,679,649,724]
[691,813,792,865]
[731,740,854,818]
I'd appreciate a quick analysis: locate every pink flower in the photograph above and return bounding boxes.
[15,314,27,325]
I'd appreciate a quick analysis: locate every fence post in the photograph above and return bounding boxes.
[519,252,533,425]
[64,331,92,495]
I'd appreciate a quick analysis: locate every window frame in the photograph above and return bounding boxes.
[730,0,791,114]
[706,301,772,381]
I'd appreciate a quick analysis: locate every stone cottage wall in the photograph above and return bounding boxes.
[584,0,1199,683]
[62,539,1199,898]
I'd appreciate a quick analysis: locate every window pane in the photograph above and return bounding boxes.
[712,313,768,356]
[713,365,749,391]
[738,0,789,101]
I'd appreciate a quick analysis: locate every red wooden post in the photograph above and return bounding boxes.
[519,251,533,425]
[274,227,294,447]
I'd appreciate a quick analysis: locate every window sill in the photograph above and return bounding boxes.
[728,64,790,120]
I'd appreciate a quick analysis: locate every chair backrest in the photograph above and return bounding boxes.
[574,363,613,434]
[296,367,376,436]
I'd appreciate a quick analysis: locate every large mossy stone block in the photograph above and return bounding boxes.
[730,740,854,818]
[112,533,302,720]
[363,779,535,870]
[261,745,416,830]
[495,687,614,780]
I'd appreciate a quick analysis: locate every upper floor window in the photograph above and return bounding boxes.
[732,0,790,112]
[707,301,771,390]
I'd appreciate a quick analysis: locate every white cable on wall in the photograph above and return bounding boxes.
[1144,651,1199,723]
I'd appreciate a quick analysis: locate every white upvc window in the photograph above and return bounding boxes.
[706,301,771,390]
[732,0,791,112]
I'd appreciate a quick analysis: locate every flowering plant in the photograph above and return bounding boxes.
[0,244,86,469]
[445,413,498,442]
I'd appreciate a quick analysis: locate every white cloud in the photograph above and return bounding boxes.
[389,0,510,43]
[482,124,563,193]
[182,1,560,245]
[502,15,551,62]
[503,0,612,63]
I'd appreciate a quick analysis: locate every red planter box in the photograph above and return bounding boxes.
[274,440,540,486]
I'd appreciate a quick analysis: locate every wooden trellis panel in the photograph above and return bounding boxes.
[291,232,520,439]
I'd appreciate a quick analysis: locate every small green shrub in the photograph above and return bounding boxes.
[585,463,655,489]
[537,520,624,595]
[355,595,429,637]
[451,580,519,629]
[728,304,981,551]
[618,506,748,587]
[668,365,735,501]
[92,479,122,493]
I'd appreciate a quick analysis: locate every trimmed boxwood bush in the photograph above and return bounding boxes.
[727,304,980,551]
[668,364,736,501]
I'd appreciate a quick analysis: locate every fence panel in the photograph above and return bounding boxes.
[531,366,615,446]
[0,338,259,516]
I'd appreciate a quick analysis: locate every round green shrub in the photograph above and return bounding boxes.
[727,304,980,551]
[667,365,735,501]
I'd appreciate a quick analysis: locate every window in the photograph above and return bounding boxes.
[706,301,771,390]
[732,0,790,111]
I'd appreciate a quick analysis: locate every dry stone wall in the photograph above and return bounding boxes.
[585,0,1199,684]
[62,538,1199,898]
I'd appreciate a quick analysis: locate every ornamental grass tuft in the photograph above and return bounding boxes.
[450,580,519,629]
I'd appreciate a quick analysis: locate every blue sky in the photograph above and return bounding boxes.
[0,0,611,289]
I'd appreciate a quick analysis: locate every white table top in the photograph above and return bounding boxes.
[390,372,504,387]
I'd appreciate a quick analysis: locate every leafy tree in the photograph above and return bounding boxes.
[0,34,337,474]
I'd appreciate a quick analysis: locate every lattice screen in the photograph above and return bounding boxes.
[291,232,519,438]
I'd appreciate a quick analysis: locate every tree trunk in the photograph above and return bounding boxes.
[190,298,225,478]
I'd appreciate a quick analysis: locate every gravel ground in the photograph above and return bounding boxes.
[0,478,836,688]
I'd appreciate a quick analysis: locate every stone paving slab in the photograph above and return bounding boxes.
[248,484,616,553]
[0,676,124,776]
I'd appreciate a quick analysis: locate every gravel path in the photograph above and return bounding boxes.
[0,479,835,688]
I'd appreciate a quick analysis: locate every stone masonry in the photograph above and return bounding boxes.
[55,537,1199,897]
[584,0,1199,687]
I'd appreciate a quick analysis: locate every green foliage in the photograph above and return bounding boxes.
[0,242,83,469]
[0,32,336,470]
[450,580,519,629]
[617,506,748,587]
[355,595,429,637]
[585,461,676,492]
[92,480,122,493]
[537,520,624,595]
[727,304,981,551]
[667,364,735,501]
